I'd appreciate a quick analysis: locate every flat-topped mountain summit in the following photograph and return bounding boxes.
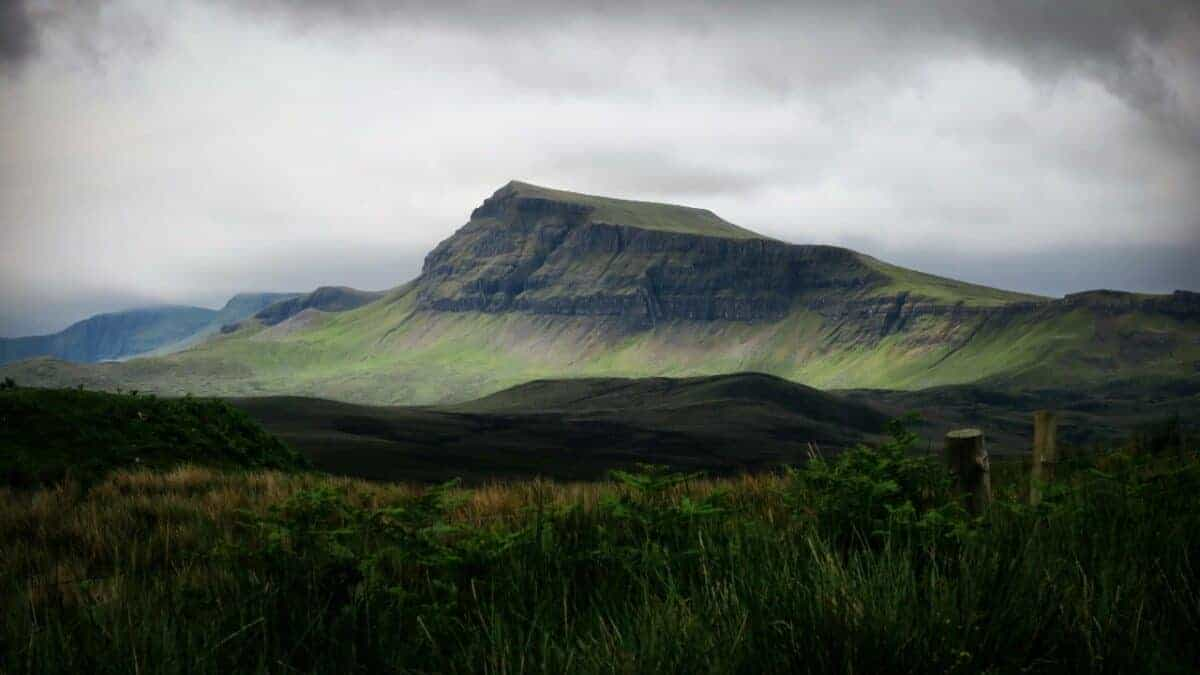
[417,181,1038,325]
[2,181,1197,403]
[482,181,766,239]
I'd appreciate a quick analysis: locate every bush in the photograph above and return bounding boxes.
[787,415,968,552]
[0,387,308,486]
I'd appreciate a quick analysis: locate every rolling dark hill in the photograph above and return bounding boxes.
[847,376,1200,456]
[232,373,890,483]
[230,371,1199,484]
[3,181,1197,403]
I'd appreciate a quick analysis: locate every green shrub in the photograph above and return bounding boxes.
[0,387,308,486]
[787,416,968,552]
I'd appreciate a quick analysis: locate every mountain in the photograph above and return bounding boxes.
[0,306,217,366]
[3,180,1198,403]
[215,292,303,327]
[0,292,298,366]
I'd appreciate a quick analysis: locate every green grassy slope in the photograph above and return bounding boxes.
[4,282,1196,405]
[138,292,303,358]
[858,255,1045,306]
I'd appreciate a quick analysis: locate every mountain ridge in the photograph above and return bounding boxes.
[2,181,1197,403]
[416,182,1041,327]
[0,292,300,366]
[0,305,218,366]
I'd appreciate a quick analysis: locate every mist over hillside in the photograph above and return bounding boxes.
[0,292,302,366]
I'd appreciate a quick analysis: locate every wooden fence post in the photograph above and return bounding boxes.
[1030,410,1058,506]
[945,428,991,514]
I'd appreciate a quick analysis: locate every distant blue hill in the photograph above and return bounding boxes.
[0,292,298,365]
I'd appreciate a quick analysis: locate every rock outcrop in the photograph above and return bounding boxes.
[1062,289,1200,319]
[414,182,1200,353]
[254,287,386,326]
[417,182,885,325]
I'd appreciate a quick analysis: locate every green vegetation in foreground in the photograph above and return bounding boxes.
[2,418,1197,673]
[0,384,308,485]
[503,180,766,239]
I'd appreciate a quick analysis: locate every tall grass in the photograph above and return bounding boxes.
[2,434,1198,673]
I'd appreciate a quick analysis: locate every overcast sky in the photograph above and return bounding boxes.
[2,0,1198,336]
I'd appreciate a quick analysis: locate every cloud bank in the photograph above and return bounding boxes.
[1,0,1197,335]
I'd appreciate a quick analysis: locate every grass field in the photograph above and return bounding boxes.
[3,416,1197,673]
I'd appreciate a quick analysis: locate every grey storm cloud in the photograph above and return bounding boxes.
[6,1,1198,133]
[1,0,1198,335]
[225,1,1200,104]
[0,0,37,66]
[8,2,1199,85]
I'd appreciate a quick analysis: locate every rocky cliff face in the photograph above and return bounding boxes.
[814,294,1020,343]
[407,181,1200,391]
[1061,289,1200,319]
[417,183,886,325]
[413,183,1200,358]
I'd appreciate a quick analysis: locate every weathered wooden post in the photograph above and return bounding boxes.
[945,428,991,514]
[1030,410,1058,506]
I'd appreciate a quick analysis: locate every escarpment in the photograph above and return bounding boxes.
[416,182,891,325]
[5,181,1196,405]
[411,182,1199,356]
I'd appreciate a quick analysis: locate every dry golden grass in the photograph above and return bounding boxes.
[4,449,1198,674]
[0,465,790,604]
